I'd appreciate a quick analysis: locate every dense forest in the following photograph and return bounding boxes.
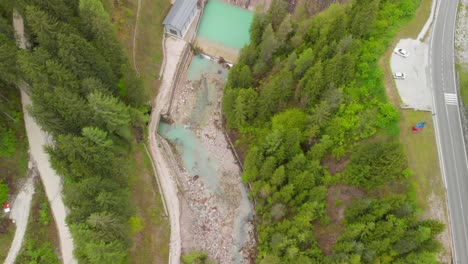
[224,0,445,263]
[0,0,148,262]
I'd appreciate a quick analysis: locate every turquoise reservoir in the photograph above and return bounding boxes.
[197,0,253,50]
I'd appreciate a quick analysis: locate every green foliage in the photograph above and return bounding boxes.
[277,15,293,48]
[332,196,443,263]
[79,0,126,80]
[345,142,407,189]
[293,48,314,79]
[249,9,265,46]
[129,216,144,234]
[20,241,60,264]
[0,33,18,85]
[0,181,8,204]
[335,199,343,207]
[117,78,128,97]
[57,33,117,88]
[39,201,51,225]
[84,240,127,264]
[0,128,16,158]
[87,92,131,138]
[47,127,120,179]
[266,0,288,31]
[181,251,215,264]
[258,69,294,120]
[271,109,308,137]
[233,88,257,128]
[459,65,468,108]
[258,23,279,68]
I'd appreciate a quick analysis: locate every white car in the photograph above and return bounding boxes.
[394,48,409,57]
[393,72,406,79]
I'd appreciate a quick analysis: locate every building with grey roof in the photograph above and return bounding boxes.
[163,0,199,38]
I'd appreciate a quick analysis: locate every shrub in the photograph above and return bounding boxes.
[39,202,51,225]
[345,142,407,189]
[0,128,16,158]
[0,182,8,204]
[181,250,215,264]
[129,216,144,234]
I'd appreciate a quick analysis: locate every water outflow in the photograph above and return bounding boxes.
[197,0,253,50]
[158,122,220,190]
[187,54,228,81]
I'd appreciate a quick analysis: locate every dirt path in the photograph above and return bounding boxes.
[4,170,35,264]
[132,0,142,76]
[13,10,77,264]
[147,36,186,264]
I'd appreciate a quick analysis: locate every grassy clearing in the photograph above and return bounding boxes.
[104,0,171,101]
[128,144,170,263]
[16,178,60,264]
[457,64,468,108]
[135,0,171,99]
[399,110,443,209]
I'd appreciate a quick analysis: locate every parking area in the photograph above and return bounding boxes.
[391,39,433,110]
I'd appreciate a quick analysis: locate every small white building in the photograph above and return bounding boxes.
[163,0,199,39]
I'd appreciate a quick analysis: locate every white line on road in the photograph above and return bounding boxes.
[445,93,459,105]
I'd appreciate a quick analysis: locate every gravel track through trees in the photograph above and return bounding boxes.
[13,10,77,264]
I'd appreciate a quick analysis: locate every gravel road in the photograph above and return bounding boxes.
[148,36,186,264]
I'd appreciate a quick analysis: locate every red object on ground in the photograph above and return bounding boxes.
[412,126,421,132]
[3,202,10,213]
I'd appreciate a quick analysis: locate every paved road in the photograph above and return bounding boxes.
[430,0,468,262]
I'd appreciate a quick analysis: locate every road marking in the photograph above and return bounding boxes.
[444,93,458,105]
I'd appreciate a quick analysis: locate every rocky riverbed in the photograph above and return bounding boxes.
[160,56,256,263]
